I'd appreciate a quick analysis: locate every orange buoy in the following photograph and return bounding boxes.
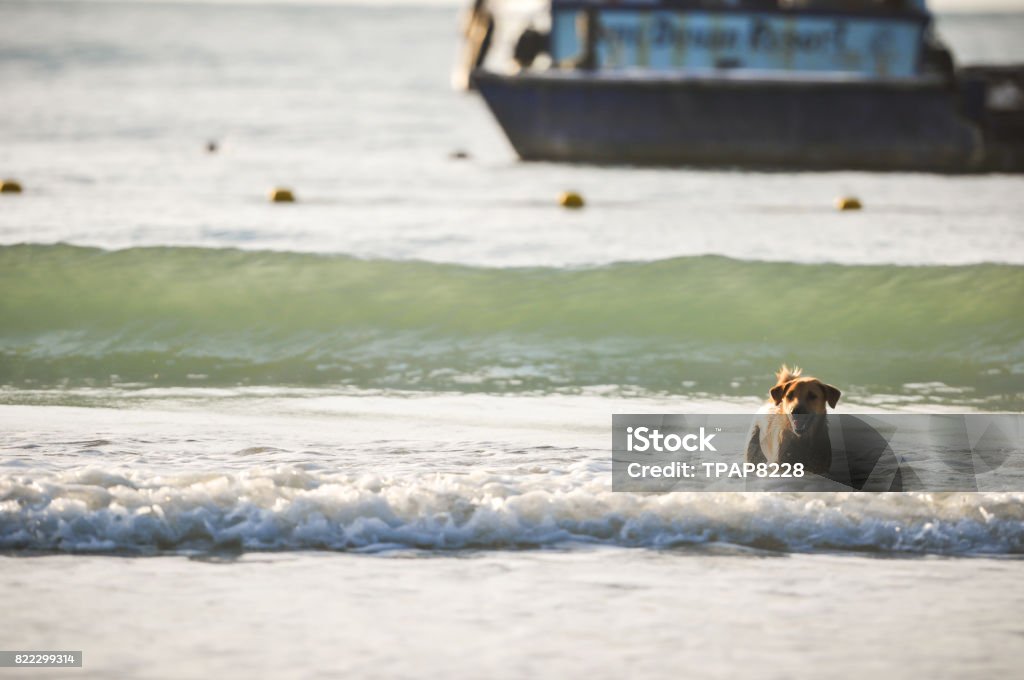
[835,196,862,211]
[559,191,584,209]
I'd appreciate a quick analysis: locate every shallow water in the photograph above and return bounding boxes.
[3,550,1023,679]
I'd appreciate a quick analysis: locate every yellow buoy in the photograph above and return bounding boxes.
[559,191,584,209]
[269,187,296,203]
[0,179,23,194]
[835,196,862,211]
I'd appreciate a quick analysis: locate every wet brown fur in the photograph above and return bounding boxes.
[745,365,841,474]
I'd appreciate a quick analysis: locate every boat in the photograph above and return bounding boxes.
[456,0,1024,172]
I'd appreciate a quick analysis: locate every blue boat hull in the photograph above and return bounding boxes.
[472,70,987,172]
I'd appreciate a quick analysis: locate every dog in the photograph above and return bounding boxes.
[745,365,841,475]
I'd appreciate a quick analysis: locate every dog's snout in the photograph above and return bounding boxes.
[791,406,808,415]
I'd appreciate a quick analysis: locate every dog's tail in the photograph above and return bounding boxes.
[776,364,802,384]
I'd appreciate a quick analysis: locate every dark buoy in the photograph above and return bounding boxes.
[450,150,470,160]
[206,140,218,153]
[0,179,23,194]
[269,187,296,203]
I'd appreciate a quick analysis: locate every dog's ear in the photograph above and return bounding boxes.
[770,382,790,405]
[820,382,841,409]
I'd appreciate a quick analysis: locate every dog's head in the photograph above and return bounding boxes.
[770,367,841,434]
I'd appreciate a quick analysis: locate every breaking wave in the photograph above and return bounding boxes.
[1,244,1021,403]
[2,465,1022,556]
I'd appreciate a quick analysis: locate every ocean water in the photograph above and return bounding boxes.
[1,2,1024,678]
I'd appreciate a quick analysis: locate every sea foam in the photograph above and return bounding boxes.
[2,464,1022,555]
